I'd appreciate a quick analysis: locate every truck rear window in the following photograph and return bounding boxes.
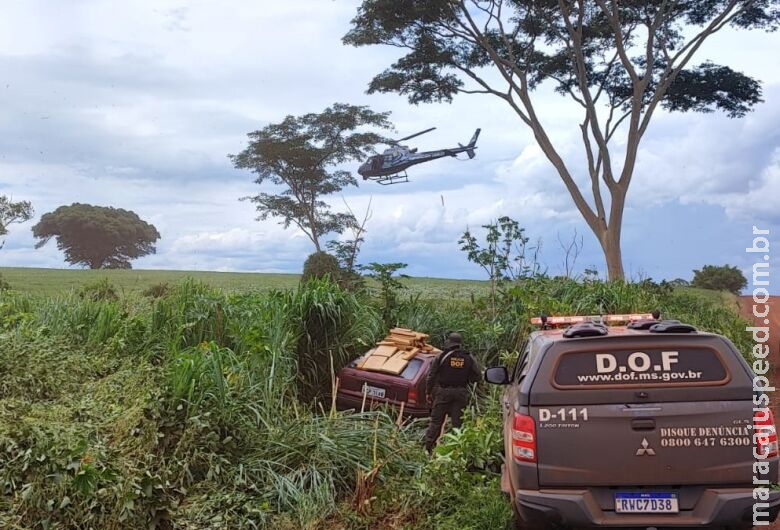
[399,359,423,380]
[348,357,424,380]
[553,348,729,388]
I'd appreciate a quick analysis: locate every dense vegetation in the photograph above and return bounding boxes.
[0,275,753,529]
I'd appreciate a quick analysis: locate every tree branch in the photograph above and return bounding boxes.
[594,0,639,82]
[637,0,743,141]
[580,115,608,225]
[454,1,600,229]
[559,0,616,186]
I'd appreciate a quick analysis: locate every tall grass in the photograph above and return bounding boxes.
[292,278,381,403]
[0,275,755,529]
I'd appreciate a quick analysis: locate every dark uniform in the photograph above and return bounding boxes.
[424,333,481,453]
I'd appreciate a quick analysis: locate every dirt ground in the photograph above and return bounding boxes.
[739,296,779,529]
[739,295,780,367]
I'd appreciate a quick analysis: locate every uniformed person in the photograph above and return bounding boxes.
[424,332,482,453]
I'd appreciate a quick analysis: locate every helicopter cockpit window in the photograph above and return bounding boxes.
[370,155,383,170]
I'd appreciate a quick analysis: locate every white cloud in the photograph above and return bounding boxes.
[712,149,780,222]
[0,0,778,282]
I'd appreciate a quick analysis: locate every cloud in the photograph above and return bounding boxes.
[0,0,778,286]
[628,89,780,221]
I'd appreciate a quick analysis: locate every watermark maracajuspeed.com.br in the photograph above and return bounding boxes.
[748,226,773,526]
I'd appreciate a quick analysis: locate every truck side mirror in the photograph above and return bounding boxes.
[484,366,509,385]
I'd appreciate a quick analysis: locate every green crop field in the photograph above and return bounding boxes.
[0,267,491,298]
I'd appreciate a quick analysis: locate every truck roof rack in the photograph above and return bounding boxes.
[627,319,661,330]
[563,321,608,338]
[648,320,697,334]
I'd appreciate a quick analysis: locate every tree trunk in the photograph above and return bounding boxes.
[600,230,625,281]
[599,186,626,281]
[526,125,628,282]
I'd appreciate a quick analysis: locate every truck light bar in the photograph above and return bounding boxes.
[531,313,655,326]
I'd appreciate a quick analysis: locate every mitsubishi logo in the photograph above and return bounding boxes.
[635,438,656,456]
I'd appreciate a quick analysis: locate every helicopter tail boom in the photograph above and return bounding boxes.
[464,128,480,159]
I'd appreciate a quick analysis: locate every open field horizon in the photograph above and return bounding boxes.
[0,266,491,297]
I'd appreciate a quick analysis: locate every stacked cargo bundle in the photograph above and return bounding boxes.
[357,328,441,375]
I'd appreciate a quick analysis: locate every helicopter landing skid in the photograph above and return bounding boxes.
[376,172,409,185]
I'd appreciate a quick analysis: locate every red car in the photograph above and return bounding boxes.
[336,350,438,418]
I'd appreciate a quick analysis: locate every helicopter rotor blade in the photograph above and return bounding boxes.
[393,127,436,143]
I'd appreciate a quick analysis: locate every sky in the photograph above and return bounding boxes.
[0,0,778,288]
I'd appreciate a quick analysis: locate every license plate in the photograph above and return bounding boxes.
[362,384,385,399]
[615,492,678,513]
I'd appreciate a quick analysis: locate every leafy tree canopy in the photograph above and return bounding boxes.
[345,0,771,114]
[0,195,34,249]
[691,264,747,294]
[32,203,161,269]
[231,103,393,252]
[344,0,776,280]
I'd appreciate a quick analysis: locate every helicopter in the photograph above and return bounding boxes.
[358,127,481,185]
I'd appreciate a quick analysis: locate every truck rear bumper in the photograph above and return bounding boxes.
[514,487,780,528]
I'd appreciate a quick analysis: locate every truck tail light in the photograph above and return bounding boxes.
[512,412,537,463]
[754,408,778,459]
[408,388,418,405]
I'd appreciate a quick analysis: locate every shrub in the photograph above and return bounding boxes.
[301,251,342,284]
[142,281,170,298]
[359,262,408,327]
[406,396,512,530]
[78,277,119,302]
[691,264,747,294]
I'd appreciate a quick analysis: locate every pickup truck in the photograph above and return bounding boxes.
[485,315,780,529]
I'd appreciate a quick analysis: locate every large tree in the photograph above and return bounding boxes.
[344,0,775,279]
[0,195,33,250]
[32,203,161,269]
[231,103,393,252]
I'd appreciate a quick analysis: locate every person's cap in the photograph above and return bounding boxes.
[444,332,463,349]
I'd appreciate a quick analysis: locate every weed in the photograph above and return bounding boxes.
[79,277,119,302]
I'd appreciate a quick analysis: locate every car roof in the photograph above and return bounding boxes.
[530,326,718,344]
